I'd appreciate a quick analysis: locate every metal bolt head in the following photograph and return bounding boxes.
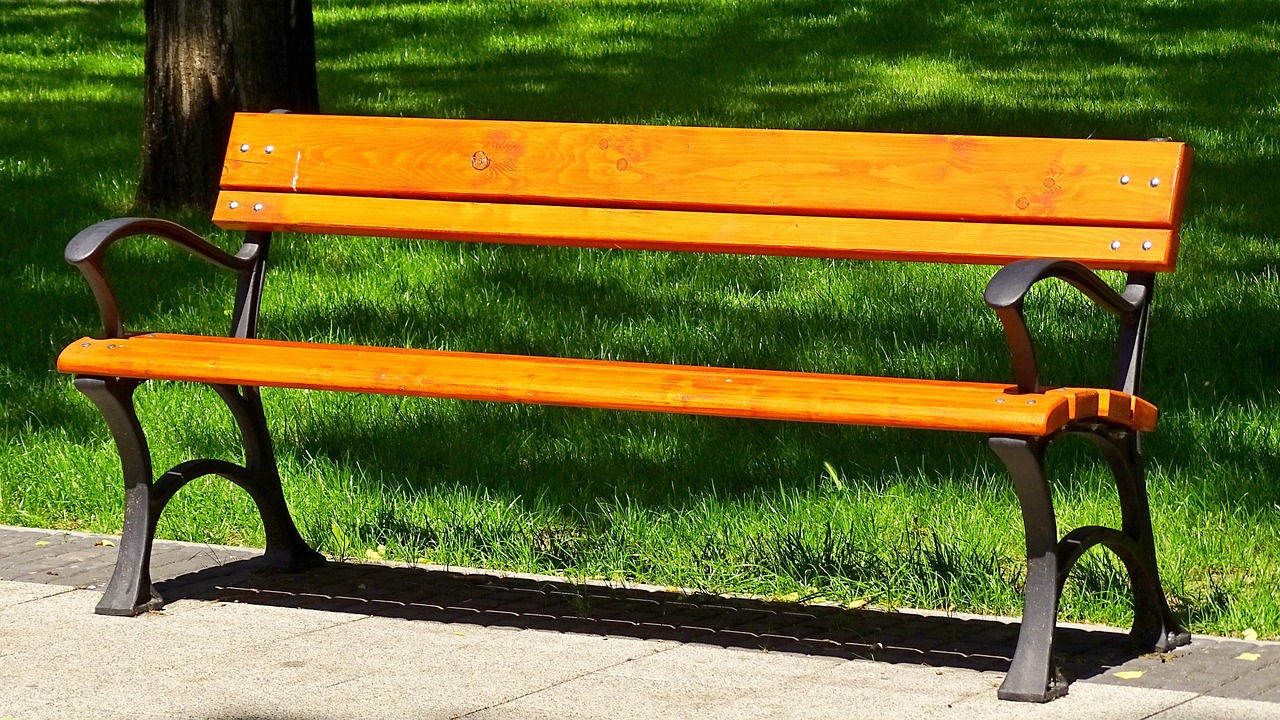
[1025,399,1036,405]
[1150,177,1161,187]
[253,203,264,212]
[239,144,250,152]
[80,342,91,347]
[1120,175,1130,185]
[106,344,116,349]
[1111,240,1122,250]
[1142,240,1153,251]
[265,145,274,154]
[995,397,1006,403]
[229,200,240,209]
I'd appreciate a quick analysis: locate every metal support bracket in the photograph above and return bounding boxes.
[990,426,1188,702]
[989,435,1067,702]
[75,376,323,616]
[984,260,1152,394]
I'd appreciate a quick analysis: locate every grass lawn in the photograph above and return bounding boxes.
[2,0,1278,636]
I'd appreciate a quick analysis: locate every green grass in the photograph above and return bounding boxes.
[2,0,1278,637]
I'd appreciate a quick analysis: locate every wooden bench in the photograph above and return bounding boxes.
[57,112,1193,702]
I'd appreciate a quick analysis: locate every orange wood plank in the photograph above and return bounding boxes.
[1098,390,1157,431]
[220,113,1191,229]
[214,191,1178,271]
[58,334,1155,435]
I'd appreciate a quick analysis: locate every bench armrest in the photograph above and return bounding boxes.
[66,218,257,338]
[984,259,1148,394]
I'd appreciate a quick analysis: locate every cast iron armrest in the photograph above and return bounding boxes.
[984,258,1148,394]
[65,217,257,338]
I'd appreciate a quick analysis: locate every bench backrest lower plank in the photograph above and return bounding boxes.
[214,113,1191,271]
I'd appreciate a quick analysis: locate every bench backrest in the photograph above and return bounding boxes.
[214,113,1191,272]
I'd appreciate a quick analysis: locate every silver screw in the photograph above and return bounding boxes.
[253,203,264,212]
[229,201,240,209]
[1111,240,1122,250]
[265,145,274,154]
[1025,400,1036,405]
[107,344,116,349]
[1142,240,1153,251]
[1150,177,1161,187]
[239,144,250,152]
[995,397,1006,403]
[1120,175,1130,185]
[80,342,91,347]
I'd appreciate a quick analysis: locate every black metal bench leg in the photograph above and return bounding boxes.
[74,377,165,616]
[989,435,1068,702]
[212,385,324,570]
[1082,429,1189,651]
[75,378,323,616]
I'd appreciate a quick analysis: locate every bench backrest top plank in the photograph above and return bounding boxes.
[214,191,1179,271]
[221,113,1192,229]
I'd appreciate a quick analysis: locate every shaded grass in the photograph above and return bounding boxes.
[1,0,1278,637]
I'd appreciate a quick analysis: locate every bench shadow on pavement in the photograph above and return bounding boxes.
[157,556,1142,683]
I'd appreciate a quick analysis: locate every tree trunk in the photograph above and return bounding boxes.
[138,0,318,211]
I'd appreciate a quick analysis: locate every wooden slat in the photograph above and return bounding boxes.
[220,113,1192,229]
[214,191,1178,271]
[57,334,1157,435]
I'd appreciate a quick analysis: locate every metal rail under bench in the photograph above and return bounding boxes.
[57,112,1193,703]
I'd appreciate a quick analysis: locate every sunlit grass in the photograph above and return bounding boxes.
[1,0,1278,638]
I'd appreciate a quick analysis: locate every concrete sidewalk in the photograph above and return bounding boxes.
[1,525,1277,719]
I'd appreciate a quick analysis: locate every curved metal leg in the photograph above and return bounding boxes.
[1078,429,1189,651]
[75,378,323,616]
[991,427,1188,702]
[212,384,323,570]
[74,377,165,616]
[989,435,1068,702]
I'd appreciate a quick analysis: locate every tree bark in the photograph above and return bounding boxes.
[138,0,318,211]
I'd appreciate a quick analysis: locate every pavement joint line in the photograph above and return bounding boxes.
[5,583,80,607]
[448,636,679,720]
[275,608,374,642]
[1142,694,1199,719]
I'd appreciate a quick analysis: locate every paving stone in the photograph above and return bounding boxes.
[1152,696,1280,719]
[6,524,1280,707]
[1209,665,1280,703]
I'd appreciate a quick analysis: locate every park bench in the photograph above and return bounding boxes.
[57,112,1192,702]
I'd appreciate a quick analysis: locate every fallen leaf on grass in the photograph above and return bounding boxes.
[1113,670,1145,680]
[1237,652,1261,661]
[93,540,115,547]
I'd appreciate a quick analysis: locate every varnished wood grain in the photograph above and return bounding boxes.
[221,113,1191,229]
[58,334,1157,435]
[214,191,1179,271]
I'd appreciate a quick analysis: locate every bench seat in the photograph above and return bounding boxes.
[59,333,1154,436]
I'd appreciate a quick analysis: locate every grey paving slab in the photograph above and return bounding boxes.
[600,641,842,687]
[920,681,1197,720]
[292,634,662,719]
[0,578,71,608]
[0,695,49,719]
[468,672,777,720]
[4,523,1280,718]
[1152,695,1280,719]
